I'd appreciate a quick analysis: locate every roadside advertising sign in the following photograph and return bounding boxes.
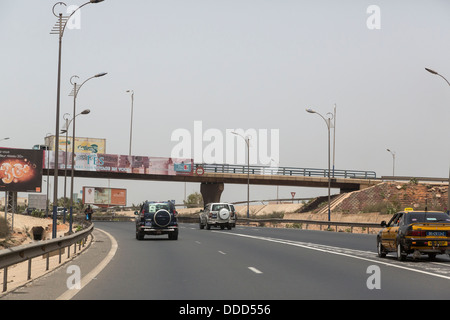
[0,148,43,192]
[83,187,127,207]
[45,151,193,176]
[45,136,106,154]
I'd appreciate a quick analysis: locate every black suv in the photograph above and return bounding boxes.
[134,201,179,240]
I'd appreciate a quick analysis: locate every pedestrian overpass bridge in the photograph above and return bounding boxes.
[45,153,379,204]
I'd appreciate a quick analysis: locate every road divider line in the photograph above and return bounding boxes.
[213,231,450,281]
[248,267,263,274]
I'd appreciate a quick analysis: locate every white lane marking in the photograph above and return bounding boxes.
[218,251,226,255]
[213,231,450,281]
[57,228,118,300]
[195,241,201,244]
[248,267,263,274]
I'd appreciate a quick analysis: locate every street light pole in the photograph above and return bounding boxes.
[386,149,395,177]
[232,132,251,219]
[306,108,333,224]
[425,67,450,214]
[50,0,105,238]
[62,109,91,232]
[68,73,106,233]
[126,90,134,156]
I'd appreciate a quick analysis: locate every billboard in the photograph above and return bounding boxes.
[0,148,43,192]
[28,194,47,210]
[45,136,106,154]
[83,187,127,207]
[44,151,193,176]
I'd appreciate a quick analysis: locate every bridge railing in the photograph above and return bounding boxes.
[196,164,377,179]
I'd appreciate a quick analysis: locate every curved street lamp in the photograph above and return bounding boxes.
[50,0,105,238]
[68,72,106,233]
[425,68,450,87]
[61,109,90,226]
[306,107,333,224]
[386,149,396,177]
[231,132,251,219]
[425,67,450,214]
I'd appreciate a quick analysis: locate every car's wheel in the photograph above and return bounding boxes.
[377,240,386,258]
[136,230,144,240]
[206,223,211,230]
[199,220,204,229]
[397,242,407,261]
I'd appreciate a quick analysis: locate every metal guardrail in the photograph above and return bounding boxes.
[176,216,381,233]
[197,163,377,179]
[0,223,94,292]
[90,215,381,233]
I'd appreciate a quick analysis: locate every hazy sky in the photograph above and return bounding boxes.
[1,0,449,206]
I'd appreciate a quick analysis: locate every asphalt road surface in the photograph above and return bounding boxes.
[4,221,450,301]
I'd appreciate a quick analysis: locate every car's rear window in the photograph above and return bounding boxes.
[211,204,229,211]
[405,212,450,224]
[145,203,170,213]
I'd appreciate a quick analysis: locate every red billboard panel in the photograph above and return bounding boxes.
[0,148,43,192]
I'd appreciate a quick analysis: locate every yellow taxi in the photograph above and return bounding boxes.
[377,209,450,261]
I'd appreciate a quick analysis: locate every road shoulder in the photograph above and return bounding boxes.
[1,228,117,300]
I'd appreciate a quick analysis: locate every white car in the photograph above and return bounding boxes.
[200,203,237,230]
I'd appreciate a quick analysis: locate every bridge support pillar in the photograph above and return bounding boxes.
[200,182,224,205]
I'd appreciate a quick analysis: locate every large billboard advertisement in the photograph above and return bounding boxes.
[44,151,193,176]
[83,187,127,206]
[45,136,106,154]
[0,148,43,192]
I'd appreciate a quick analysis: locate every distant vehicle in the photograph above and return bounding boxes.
[200,203,237,230]
[23,207,37,215]
[57,207,66,216]
[134,201,178,240]
[377,210,450,261]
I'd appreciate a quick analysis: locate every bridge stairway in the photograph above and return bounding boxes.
[315,192,352,215]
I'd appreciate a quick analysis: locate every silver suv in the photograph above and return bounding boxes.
[199,203,236,230]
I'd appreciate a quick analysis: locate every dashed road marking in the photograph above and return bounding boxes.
[248,267,263,274]
[214,231,450,281]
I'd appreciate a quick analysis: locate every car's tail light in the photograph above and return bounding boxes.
[407,230,426,237]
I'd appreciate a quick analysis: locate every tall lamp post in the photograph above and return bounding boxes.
[232,132,251,219]
[126,90,134,155]
[68,73,106,233]
[386,149,396,177]
[425,67,450,214]
[50,0,105,238]
[44,133,52,218]
[306,107,333,224]
[62,109,91,229]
